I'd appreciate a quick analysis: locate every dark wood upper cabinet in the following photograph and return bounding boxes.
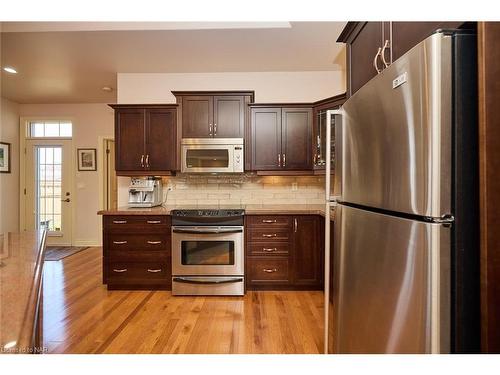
[173,91,254,139]
[111,104,177,176]
[250,105,313,172]
[391,22,465,61]
[145,108,176,172]
[282,108,312,170]
[181,96,213,138]
[292,215,323,287]
[115,108,146,172]
[213,95,245,138]
[250,107,282,170]
[338,21,467,96]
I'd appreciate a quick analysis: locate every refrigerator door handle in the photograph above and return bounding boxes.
[326,109,343,202]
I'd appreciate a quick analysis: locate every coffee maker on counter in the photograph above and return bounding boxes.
[128,177,163,208]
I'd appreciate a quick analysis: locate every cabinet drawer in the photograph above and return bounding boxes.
[104,215,170,230]
[107,262,170,283]
[247,242,290,256]
[247,215,291,228]
[247,257,290,284]
[108,234,170,251]
[108,250,170,263]
[247,228,290,242]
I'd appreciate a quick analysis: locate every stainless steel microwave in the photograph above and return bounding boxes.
[181,138,244,173]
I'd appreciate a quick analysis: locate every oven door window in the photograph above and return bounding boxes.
[186,149,229,168]
[181,241,235,265]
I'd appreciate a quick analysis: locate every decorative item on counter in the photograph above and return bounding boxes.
[0,142,11,173]
[77,148,97,171]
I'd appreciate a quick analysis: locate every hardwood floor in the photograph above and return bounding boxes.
[43,247,324,354]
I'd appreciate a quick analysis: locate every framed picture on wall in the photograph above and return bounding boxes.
[77,148,97,171]
[0,142,11,173]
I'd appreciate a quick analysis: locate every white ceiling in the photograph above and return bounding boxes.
[0,22,347,104]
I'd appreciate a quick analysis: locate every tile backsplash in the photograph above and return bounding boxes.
[160,173,325,207]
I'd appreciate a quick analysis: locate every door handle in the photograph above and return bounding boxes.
[262,219,277,223]
[214,123,217,136]
[113,240,128,245]
[263,247,277,252]
[147,241,162,245]
[373,47,383,74]
[283,153,286,167]
[278,153,281,167]
[262,233,277,238]
[112,268,127,273]
[147,269,162,273]
[262,268,277,273]
[61,198,71,202]
[112,220,127,224]
[145,154,150,168]
[294,218,298,233]
[146,220,162,224]
[140,154,145,168]
[381,39,390,68]
[209,123,213,136]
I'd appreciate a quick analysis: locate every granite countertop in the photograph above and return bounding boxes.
[0,230,47,353]
[98,204,334,218]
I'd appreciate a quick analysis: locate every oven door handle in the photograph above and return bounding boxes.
[172,277,244,285]
[172,226,243,234]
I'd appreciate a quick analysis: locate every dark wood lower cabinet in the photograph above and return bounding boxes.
[102,215,172,290]
[246,214,324,290]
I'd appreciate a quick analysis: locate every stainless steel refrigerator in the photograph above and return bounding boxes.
[324,29,480,354]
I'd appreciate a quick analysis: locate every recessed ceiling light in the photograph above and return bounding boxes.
[102,86,113,92]
[3,66,17,74]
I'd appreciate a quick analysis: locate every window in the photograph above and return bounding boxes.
[28,121,72,138]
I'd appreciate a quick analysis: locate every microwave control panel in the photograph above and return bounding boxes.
[233,146,244,172]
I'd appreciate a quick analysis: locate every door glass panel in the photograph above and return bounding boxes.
[186,149,229,168]
[36,146,63,232]
[181,241,235,265]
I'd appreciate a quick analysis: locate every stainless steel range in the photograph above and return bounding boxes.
[171,209,245,296]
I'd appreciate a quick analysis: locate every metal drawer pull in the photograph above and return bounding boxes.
[113,241,128,245]
[112,268,127,273]
[147,220,162,224]
[262,219,277,223]
[147,241,162,245]
[263,247,277,252]
[381,39,390,68]
[263,268,277,273]
[262,233,277,238]
[112,220,127,224]
[373,47,383,74]
[147,269,162,273]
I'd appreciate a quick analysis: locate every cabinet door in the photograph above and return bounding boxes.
[213,95,244,138]
[349,22,384,95]
[115,108,146,171]
[182,96,213,138]
[391,22,464,61]
[293,216,323,287]
[282,108,313,170]
[250,107,282,170]
[145,108,176,172]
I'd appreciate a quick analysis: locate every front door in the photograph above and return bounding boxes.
[25,139,73,245]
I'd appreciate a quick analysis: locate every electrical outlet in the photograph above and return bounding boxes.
[291,182,298,191]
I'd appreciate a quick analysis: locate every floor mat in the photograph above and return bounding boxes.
[44,246,90,261]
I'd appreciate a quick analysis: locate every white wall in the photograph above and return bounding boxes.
[117,71,346,104]
[0,97,20,234]
[19,103,114,246]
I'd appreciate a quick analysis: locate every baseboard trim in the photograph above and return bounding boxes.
[73,239,101,247]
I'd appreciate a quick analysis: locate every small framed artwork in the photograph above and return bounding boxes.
[0,142,11,173]
[77,148,97,171]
